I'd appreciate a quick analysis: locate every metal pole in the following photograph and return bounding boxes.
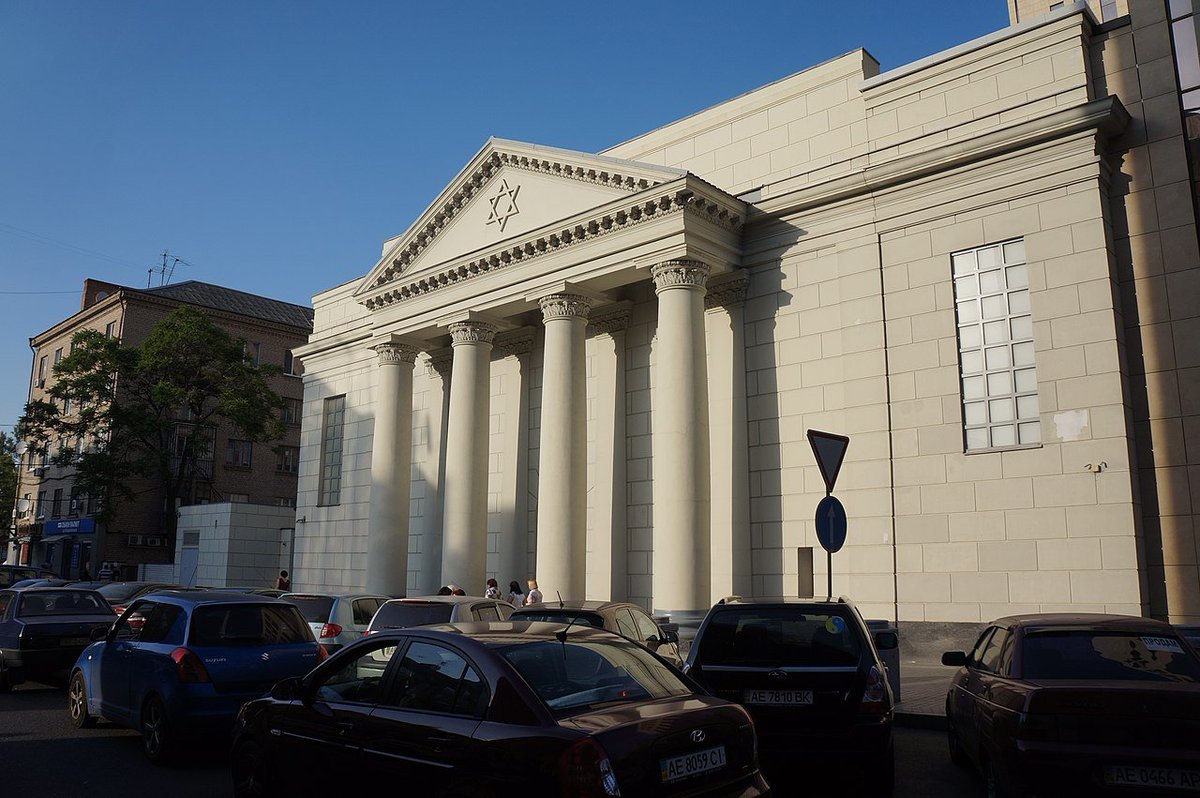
[827,549,832,599]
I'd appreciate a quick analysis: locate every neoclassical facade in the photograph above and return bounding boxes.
[295,2,1200,630]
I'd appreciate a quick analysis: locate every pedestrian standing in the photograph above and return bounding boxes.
[525,579,543,606]
[275,570,291,591]
[97,561,112,581]
[485,578,501,600]
[507,581,525,607]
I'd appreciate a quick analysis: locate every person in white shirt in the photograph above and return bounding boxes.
[485,578,501,600]
[507,581,525,607]
[525,579,543,605]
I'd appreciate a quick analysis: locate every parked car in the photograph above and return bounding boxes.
[943,613,1200,798]
[281,593,391,652]
[231,621,770,796]
[512,599,683,667]
[684,596,896,794]
[8,578,73,588]
[1180,625,1200,653]
[0,565,57,589]
[68,591,324,763]
[364,595,514,634]
[95,582,185,615]
[0,587,115,691]
[217,587,288,598]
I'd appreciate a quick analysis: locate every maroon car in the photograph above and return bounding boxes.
[943,614,1200,797]
[231,621,770,796]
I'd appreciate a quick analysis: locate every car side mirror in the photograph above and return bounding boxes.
[942,650,968,667]
[661,629,679,645]
[91,626,109,643]
[270,676,305,702]
[874,631,898,651]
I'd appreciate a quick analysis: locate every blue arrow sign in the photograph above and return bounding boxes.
[815,495,847,554]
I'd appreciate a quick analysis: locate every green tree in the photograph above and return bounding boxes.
[0,431,18,555]
[17,307,287,554]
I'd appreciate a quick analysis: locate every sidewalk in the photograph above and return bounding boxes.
[895,660,951,730]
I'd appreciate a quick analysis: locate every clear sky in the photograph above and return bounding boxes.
[0,0,1009,431]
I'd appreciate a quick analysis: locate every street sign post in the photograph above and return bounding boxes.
[807,429,851,598]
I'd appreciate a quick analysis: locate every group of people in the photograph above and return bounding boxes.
[440,577,544,607]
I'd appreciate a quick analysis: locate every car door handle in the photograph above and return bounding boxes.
[335,722,354,737]
[428,735,453,746]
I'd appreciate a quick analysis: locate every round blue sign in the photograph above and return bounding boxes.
[815,495,848,554]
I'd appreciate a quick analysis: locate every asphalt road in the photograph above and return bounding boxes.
[1,682,980,797]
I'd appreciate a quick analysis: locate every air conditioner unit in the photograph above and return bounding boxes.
[146,536,165,547]
[69,499,79,512]
[127,534,144,546]
[32,467,44,478]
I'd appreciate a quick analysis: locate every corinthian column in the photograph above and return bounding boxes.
[651,260,712,620]
[536,293,591,600]
[440,320,496,593]
[366,340,420,596]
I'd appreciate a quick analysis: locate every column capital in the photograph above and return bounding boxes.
[373,342,421,365]
[704,270,749,311]
[538,293,592,322]
[448,321,498,345]
[426,346,454,379]
[587,301,634,338]
[493,327,536,358]
[651,260,710,293]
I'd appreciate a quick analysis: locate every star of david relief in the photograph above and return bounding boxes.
[485,178,521,232]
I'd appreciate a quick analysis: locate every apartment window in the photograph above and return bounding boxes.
[64,397,73,415]
[54,347,63,365]
[228,493,250,504]
[104,321,117,339]
[283,350,297,376]
[51,488,63,518]
[318,395,346,506]
[243,341,261,367]
[225,439,253,468]
[276,496,297,508]
[36,490,46,518]
[37,356,47,385]
[282,397,302,425]
[953,240,1040,451]
[69,487,81,516]
[276,445,300,474]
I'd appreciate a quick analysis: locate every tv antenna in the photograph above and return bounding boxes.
[147,250,197,287]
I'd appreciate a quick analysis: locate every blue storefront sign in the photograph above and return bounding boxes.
[42,518,96,538]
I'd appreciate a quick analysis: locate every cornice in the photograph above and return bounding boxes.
[750,96,1129,223]
[362,180,744,311]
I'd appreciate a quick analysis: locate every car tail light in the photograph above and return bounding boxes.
[319,623,342,639]
[364,629,376,636]
[317,644,329,662]
[1016,712,1056,741]
[558,738,622,797]
[860,664,887,713]
[170,647,211,683]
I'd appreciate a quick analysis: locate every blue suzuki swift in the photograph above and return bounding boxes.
[68,591,324,764]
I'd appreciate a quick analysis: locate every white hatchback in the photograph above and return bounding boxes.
[281,593,390,652]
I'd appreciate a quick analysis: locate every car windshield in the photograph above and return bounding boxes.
[695,608,863,667]
[19,591,112,616]
[499,638,691,716]
[284,595,336,623]
[511,611,605,628]
[1023,631,1200,682]
[371,602,454,629]
[96,583,158,602]
[189,604,312,647]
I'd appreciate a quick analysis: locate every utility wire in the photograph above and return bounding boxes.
[0,221,142,270]
[0,290,82,295]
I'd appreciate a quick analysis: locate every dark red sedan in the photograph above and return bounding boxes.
[231,621,770,796]
[943,614,1200,797]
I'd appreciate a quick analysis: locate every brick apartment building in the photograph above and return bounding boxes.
[9,279,312,579]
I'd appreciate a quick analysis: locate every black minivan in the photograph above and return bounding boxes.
[684,596,896,794]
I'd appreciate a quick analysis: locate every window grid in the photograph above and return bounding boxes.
[952,239,1041,451]
[276,445,300,474]
[225,439,253,468]
[318,396,346,506]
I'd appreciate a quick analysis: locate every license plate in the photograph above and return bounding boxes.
[744,689,813,705]
[1104,765,1200,791]
[60,637,89,647]
[660,745,727,783]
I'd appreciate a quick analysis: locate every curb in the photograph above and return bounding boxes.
[894,710,947,731]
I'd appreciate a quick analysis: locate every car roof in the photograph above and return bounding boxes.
[513,600,634,612]
[13,586,102,593]
[368,620,624,647]
[282,592,388,600]
[136,590,291,607]
[713,595,855,607]
[994,613,1178,633]
[381,595,496,606]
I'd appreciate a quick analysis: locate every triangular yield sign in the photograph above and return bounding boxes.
[807,429,850,495]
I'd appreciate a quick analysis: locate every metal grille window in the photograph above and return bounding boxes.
[318,395,346,506]
[953,239,1040,451]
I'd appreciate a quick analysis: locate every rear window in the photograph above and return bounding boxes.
[189,604,312,647]
[1023,631,1200,682]
[696,608,863,667]
[97,583,157,602]
[511,611,605,628]
[371,602,454,629]
[500,638,690,716]
[284,595,336,622]
[19,591,113,616]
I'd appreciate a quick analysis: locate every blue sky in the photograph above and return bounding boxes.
[0,1,1008,431]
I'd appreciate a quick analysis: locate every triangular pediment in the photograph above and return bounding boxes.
[355,138,685,299]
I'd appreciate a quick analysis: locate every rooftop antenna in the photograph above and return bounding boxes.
[554,591,583,643]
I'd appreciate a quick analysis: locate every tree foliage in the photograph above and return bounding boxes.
[0,431,17,550]
[17,307,287,549]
